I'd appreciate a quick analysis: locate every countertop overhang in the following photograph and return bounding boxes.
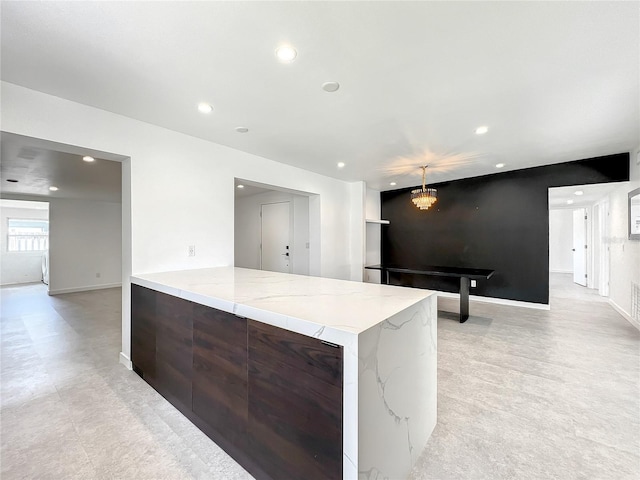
[131,267,434,346]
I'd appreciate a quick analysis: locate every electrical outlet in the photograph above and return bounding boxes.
[96,272,101,278]
[471,280,477,288]
[188,245,196,257]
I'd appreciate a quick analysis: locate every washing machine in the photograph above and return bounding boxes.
[42,250,49,285]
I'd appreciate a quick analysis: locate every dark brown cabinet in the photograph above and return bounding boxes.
[155,293,193,414]
[131,285,194,414]
[248,320,343,480]
[131,284,343,480]
[192,304,248,450]
[131,285,157,384]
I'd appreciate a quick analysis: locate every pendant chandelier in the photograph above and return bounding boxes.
[411,165,437,210]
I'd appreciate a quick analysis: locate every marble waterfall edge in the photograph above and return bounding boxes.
[357,297,437,479]
[131,268,437,479]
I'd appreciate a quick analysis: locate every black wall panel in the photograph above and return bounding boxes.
[380,153,630,304]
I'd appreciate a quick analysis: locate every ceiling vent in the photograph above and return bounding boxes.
[17,147,41,160]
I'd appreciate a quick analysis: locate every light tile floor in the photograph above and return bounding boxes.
[413,275,640,479]
[1,284,251,480]
[1,276,638,479]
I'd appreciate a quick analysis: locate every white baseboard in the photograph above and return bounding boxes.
[437,291,551,310]
[608,298,639,331]
[0,280,44,286]
[0,280,44,287]
[550,269,572,274]
[119,352,133,370]
[48,283,122,295]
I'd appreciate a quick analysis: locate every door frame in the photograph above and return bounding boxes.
[234,179,316,276]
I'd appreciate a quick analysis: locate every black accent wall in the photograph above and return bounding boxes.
[380,153,630,304]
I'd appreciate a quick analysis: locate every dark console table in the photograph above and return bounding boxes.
[365,264,495,323]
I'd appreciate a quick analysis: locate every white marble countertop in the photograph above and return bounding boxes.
[131,267,438,478]
[131,267,434,343]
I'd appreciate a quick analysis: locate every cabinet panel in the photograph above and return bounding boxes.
[155,292,193,411]
[131,285,156,384]
[192,305,248,450]
[249,320,342,386]
[248,320,343,480]
[131,287,345,480]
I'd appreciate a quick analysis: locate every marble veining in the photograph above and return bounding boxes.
[357,300,437,479]
[131,267,434,342]
[132,267,437,479]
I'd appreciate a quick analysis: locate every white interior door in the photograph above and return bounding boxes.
[572,208,587,286]
[261,202,291,273]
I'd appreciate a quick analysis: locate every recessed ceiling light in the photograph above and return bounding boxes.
[235,127,249,133]
[337,162,346,168]
[49,186,59,191]
[322,81,340,93]
[198,103,213,114]
[237,184,244,189]
[475,126,489,135]
[390,182,397,186]
[567,200,574,205]
[574,190,584,196]
[83,156,95,162]
[495,163,505,168]
[275,45,297,63]
[6,179,18,183]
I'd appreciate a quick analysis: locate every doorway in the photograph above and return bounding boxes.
[234,179,317,276]
[548,184,617,298]
[0,131,130,368]
[0,199,50,290]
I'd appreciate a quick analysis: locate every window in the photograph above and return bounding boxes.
[7,219,49,252]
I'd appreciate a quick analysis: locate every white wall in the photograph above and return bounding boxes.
[235,190,309,275]
[292,195,310,276]
[549,208,574,273]
[1,194,122,294]
[608,149,640,326]
[364,188,382,283]
[49,198,122,294]
[0,203,49,285]
[1,81,365,364]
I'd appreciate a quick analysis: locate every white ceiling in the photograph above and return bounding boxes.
[0,133,123,203]
[548,182,624,209]
[1,2,638,191]
[234,183,276,199]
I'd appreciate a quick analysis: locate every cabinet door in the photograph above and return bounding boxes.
[192,305,248,450]
[248,320,343,480]
[155,292,193,412]
[131,285,156,384]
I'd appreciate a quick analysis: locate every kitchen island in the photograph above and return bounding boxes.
[130,267,437,480]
